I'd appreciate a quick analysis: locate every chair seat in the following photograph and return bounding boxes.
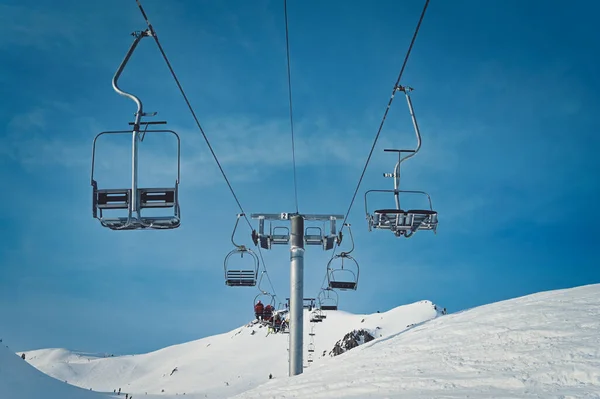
[140,188,176,208]
[329,281,357,290]
[406,209,437,216]
[374,209,406,214]
[96,189,130,209]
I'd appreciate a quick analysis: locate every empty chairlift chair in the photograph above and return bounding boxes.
[91,129,181,230]
[303,216,339,250]
[366,186,438,238]
[285,298,317,311]
[224,214,259,287]
[364,86,438,238]
[251,214,343,250]
[224,248,259,287]
[251,216,290,250]
[326,223,359,291]
[91,29,181,230]
[318,288,339,311]
[327,256,359,291]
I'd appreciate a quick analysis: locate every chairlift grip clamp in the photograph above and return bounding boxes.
[395,85,414,93]
[131,29,151,39]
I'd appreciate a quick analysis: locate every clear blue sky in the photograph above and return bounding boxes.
[1,0,598,355]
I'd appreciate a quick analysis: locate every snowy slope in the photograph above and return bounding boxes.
[24,300,440,397]
[234,284,600,399]
[0,343,111,399]
[21,284,600,399]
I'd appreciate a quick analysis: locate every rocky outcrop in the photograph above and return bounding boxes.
[329,329,375,357]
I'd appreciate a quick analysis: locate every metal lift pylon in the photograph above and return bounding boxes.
[251,212,343,377]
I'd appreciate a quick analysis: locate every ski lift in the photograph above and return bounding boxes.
[285,297,317,311]
[364,86,438,238]
[307,328,315,366]
[303,217,338,250]
[251,215,290,249]
[254,271,277,310]
[91,29,181,230]
[224,214,259,287]
[276,301,289,316]
[254,290,276,310]
[310,308,325,323]
[327,223,359,291]
[251,213,343,250]
[304,298,317,310]
[318,287,339,311]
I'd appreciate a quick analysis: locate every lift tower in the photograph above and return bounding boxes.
[251,212,343,376]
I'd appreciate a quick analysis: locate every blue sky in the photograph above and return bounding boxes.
[1,0,598,354]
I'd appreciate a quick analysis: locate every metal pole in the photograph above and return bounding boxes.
[402,90,422,161]
[112,31,148,219]
[289,214,304,376]
[131,114,141,217]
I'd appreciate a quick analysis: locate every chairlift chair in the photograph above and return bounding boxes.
[251,213,342,250]
[310,308,325,323]
[224,214,259,287]
[327,223,359,291]
[224,249,259,287]
[254,271,277,323]
[303,216,338,250]
[91,29,181,230]
[365,187,438,238]
[364,86,438,238]
[252,216,290,249]
[318,288,339,311]
[284,298,317,312]
[327,255,359,291]
[254,291,276,310]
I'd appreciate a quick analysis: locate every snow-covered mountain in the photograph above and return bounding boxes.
[0,342,108,399]
[235,284,600,399]
[3,284,599,399]
[22,300,441,398]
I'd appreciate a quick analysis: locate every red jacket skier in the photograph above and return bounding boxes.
[263,304,274,322]
[254,300,264,320]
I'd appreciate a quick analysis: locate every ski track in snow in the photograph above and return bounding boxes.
[2,284,599,399]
